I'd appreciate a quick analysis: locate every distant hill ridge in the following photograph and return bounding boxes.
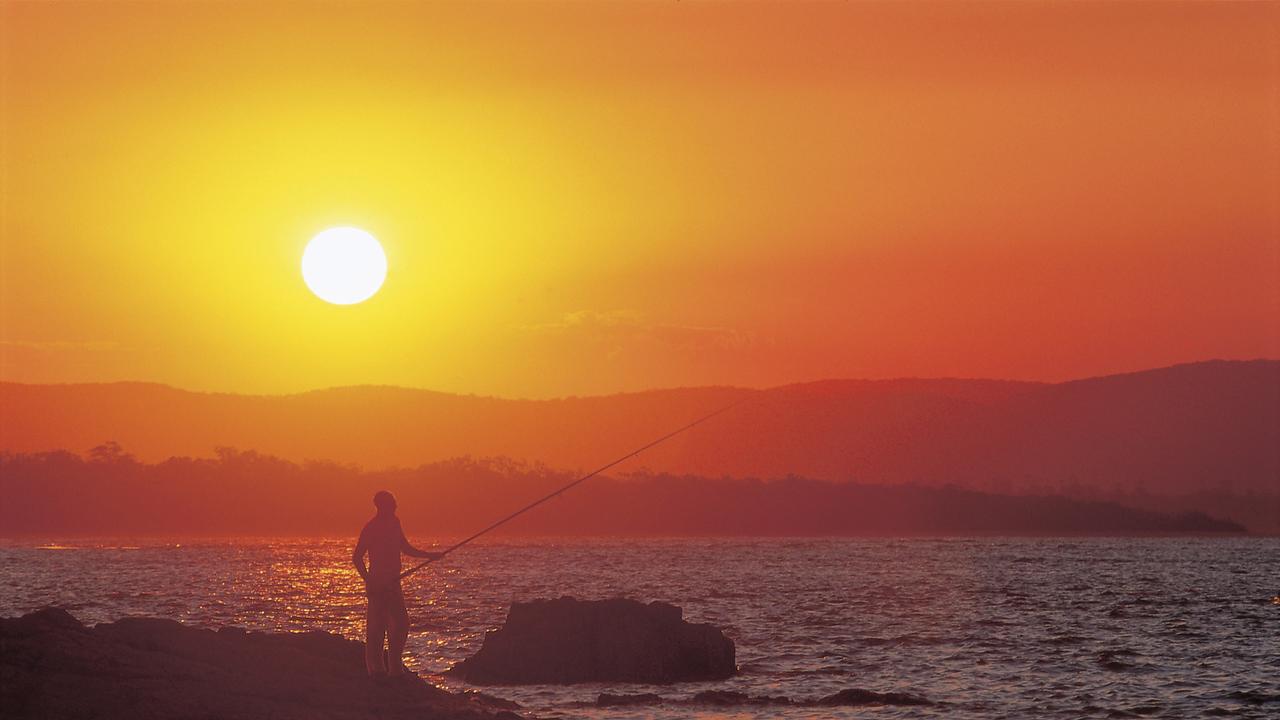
[2,360,1277,501]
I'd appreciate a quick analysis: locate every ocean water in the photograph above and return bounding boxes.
[1,537,1277,719]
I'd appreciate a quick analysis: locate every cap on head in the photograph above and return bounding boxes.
[373,490,397,513]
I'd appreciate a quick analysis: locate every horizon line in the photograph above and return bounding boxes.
[0,357,1275,403]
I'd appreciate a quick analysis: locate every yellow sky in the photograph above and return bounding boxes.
[1,2,1276,397]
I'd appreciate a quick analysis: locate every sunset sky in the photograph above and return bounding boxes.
[1,1,1276,398]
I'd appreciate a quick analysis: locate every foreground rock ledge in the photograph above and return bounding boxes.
[0,607,521,720]
[450,597,736,684]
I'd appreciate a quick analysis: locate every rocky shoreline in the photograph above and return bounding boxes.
[0,608,522,720]
[1,605,937,718]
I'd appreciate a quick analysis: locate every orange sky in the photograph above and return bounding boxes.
[1,2,1276,398]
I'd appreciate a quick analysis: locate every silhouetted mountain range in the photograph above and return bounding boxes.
[2,360,1275,499]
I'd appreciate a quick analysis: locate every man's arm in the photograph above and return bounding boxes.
[400,529,443,560]
[352,530,370,582]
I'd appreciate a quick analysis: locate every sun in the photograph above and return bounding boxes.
[301,227,387,305]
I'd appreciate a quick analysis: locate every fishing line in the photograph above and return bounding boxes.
[398,395,753,581]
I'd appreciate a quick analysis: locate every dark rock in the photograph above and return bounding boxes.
[0,606,522,720]
[815,688,933,706]
[8,606,87,634]
[450,596,736,684]
[597,692,664,706]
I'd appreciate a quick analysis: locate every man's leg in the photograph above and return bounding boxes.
[386,584,410,675]
[365,587,390,676]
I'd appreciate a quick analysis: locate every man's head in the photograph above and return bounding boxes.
[373,490,397,515]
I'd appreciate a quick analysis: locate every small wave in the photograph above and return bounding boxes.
[1047,634,1086,645]
[854,633,961,647]
[778,666,845,677]
[1116,705,1163,717]
[1097,649,1144,672]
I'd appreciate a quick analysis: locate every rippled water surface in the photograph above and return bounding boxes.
[2,537,1277,718]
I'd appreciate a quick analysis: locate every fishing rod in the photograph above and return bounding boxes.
[398,396,751,581]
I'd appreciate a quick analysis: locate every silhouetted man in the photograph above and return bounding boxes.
[353,490,441,677]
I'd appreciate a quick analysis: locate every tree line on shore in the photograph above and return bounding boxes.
[0,444,1254,536]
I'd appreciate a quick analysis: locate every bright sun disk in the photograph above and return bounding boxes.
[301,227,387,305]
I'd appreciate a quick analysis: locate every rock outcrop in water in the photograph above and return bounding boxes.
[449,597,736,684]
[0,607,522,720]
